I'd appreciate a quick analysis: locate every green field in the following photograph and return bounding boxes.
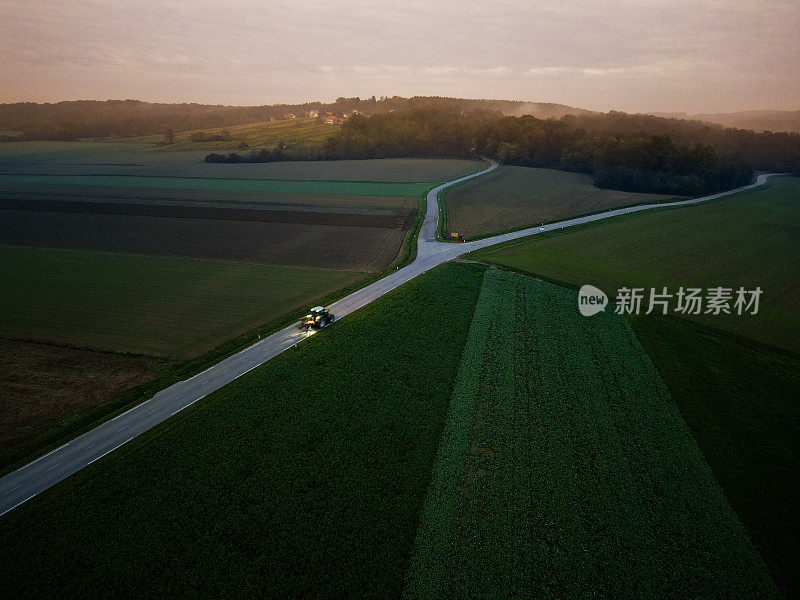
[0,263,487,599]
[469,176,800,353]
[444,165,675,238]
[468,177,800,597]
[0,173,432,196]
[0,245,367,357]
[0,141,189,164]
[131,116,334,149]
[631,316,800,599]
[0,141,485,182]
[405,270,776,599]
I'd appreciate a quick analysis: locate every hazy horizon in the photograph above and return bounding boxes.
[2,0,798,114]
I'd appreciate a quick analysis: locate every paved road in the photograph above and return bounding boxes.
[0,165,776,517]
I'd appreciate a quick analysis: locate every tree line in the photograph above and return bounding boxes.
[0,97,563,141]
[3,98,798,196]
[314,109,797,195]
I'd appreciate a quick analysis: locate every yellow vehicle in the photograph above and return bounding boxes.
[298,306,335,330]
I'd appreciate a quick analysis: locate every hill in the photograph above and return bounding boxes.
[0,97,589,141]
[651,110,800,133]
[693,110,800,133]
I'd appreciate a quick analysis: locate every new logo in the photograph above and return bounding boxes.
[578,284,608,316]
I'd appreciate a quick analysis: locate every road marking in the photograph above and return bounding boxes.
[169,393,207,417]
[21,442,70,469]
[5,484,21,493]
[0,166,776,519]
[0,493,38,518]
[45,462,61,471]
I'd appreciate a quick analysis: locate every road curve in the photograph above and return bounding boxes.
[0,165,777,517]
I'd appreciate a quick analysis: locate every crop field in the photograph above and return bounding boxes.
[631,315,800,599]
[0,263,487,599]
[469,175,800,353]
[129,116,334,150]
[405,269,777,599]
[0,245,368,357]
[0,142,484,183]
[468,177,800,597]
[444,165,675,238]
[0,141,198,165]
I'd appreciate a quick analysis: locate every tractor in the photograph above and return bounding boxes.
[298,306,334,331]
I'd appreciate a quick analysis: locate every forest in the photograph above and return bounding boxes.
[319,109,798,195]
[209,108,792,195]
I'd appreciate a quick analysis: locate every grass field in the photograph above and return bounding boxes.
[0,263,487,599]
[631,316,800,599]
[405,269,777,599]
[130,116,334,149]
[0,141,194,164]
[469,175,800,353]
[0,245,368,357]
[0,141,485,183]
[444,165,675,238]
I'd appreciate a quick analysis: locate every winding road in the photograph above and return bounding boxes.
[0,163,776,517]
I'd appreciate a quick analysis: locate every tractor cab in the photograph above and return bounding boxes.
[298,306,334,330]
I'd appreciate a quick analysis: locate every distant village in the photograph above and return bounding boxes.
[274,108,362,125]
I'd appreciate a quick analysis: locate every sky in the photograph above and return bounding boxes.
[1,0,798,114]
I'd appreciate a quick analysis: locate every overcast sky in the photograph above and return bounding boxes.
[2,0,798,113]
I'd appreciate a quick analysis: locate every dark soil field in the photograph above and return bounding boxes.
[1,211,407,271]
[0,157,487,182]
[0,173,432,196]
[0,339,163,467]
[0,196,416,227]
[444,165,675,238]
